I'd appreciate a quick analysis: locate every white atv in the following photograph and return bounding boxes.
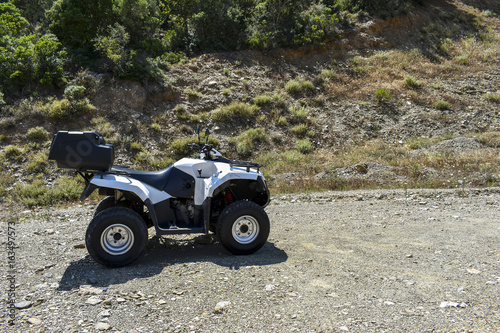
[48,128,270,267]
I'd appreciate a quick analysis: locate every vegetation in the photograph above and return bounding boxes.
[1,0,500,206]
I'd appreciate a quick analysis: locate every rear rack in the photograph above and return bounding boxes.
[229,160,263,172]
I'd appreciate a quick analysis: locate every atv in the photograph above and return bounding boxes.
[48,128,270,267]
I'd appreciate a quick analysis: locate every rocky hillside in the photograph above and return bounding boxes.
[1,0,500,205]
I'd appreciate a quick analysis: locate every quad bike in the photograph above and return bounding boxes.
[48,128,270,267]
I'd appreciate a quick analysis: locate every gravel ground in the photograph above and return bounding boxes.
[1,188,500,332]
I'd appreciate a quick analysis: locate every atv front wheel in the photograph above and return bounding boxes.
[216,201,270,255]
[85,207,148,267]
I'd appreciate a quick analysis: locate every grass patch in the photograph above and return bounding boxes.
[483,92,500,103]
[289,104,310,123]
[13,176,84,207]
[231,128,268,157]
[130,142,144,152]
[254,94,273,106]
[375,88,392,102]
[186,88,202,98]
[24,152,49,173]
[285,79,315,95]
[404,75,421,88]
[2,145,23,161]
[26,127,49,142]
[296,139,312,154]
[169,134,219,159]
[291,124,308,138]
[212,102,259,122]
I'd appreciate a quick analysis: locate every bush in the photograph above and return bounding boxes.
[130,141,143,152]
[483,92,500,103]
[2,145,23,160]
[254,94,273,106]
[289,104,310,123]
[24,152,49,173]
[434,100,451,110]
[291,124,308,137]
[375,88,392,102]
[46,98,95,120]
[404,75,421,88]
[26,127,48,142]
[285,79,315,95]
[234,128,268,157]
[64,85,86,100]
[296,139,312,154]
[212,102,259,122]
[14,176,83,207]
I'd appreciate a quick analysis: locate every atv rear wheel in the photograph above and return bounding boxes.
[85,207,148,267]
[216,201,269,255]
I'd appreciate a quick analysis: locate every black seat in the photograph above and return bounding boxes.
[111,165,173,190]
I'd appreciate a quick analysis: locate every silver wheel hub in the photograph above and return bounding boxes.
[232,215,259,244]
[100,224,134,255]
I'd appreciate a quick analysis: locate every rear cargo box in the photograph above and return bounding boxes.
[48,131,114,171]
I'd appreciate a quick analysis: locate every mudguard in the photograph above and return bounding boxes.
[81,174,172,204]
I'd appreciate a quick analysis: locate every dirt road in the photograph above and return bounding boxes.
[1,188,499,332]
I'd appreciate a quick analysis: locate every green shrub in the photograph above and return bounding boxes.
[234,128,268,157]
[3,145,22,160]
[434,100,451,110]
[14,176,83,207]
[130,142,144,152]
[254,94,273,106]
[375,88,392,102]
[186,88,202,98]
[289,104,310,123]
[291,124,308,137]
[277,116,288,126]
[285,79,315,95]
[64,85,86,100]
[24,152,49,173]
[483,92,500,103]
[404,75,421,88]
[285,80,302,94]
[151,123,161,131]
[212,102,259,122]
[46,98,96,120]
[26,126,48,142]
[296,139,312,154]
[169,134,219,158]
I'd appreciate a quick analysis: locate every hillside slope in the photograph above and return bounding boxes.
[1,0,500,206]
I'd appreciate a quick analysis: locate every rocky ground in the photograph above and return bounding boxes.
[1,187,499,332]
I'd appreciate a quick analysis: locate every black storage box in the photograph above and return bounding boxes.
[48,131,114,171]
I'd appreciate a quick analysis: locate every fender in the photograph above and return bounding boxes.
[81,174,172,204]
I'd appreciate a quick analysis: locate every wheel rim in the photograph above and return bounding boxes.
[100,224,134,256]
[232,215,259,244]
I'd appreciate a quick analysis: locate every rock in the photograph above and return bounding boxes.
[27,317,42,325]
[79,286,103,295]
[95,322,111,331]
[439,301,462,308]
[214,301,231,314]
[467,268,481,274]
[116,297,126,303]
[85,296,103,305]
[99,310,111,318]
[15,300,32,309]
